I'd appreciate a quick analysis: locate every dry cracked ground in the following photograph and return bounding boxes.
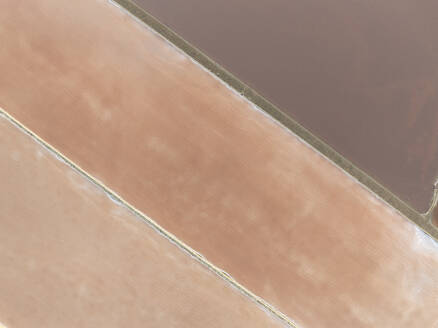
[1,0,438,327]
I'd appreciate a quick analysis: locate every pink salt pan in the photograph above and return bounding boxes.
[1,0,438,326]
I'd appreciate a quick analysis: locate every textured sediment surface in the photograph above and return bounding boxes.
[1,0,438,327]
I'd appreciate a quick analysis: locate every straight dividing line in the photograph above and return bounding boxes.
[0,108,298,328]
[110,0,438,242]
[3,0,437,325]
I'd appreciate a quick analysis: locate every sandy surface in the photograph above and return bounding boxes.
[134,0,438,212]
[1,0,438,326]
[0,115,286,328]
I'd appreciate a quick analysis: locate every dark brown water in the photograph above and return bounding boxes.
[134,0,438,212]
